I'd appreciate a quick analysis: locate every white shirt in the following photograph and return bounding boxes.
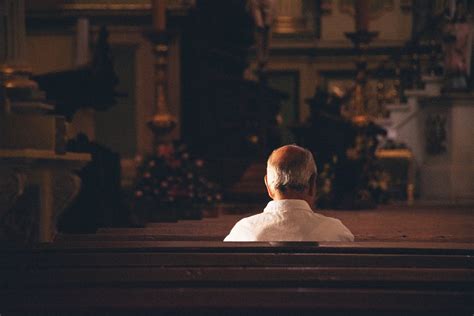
[223,199,354,242]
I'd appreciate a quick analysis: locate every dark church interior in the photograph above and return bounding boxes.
[0,0,473,314]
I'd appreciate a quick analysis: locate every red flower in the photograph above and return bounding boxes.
[157,144,174,157]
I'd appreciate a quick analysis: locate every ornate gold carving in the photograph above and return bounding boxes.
[375,149,413,159]
[1,67,38,90]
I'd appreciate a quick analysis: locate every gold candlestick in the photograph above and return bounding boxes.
[147,0,176,141]
[344,0,378,125]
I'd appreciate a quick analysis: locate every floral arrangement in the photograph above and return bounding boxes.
[315,155,337,209]
[133,142,222,220]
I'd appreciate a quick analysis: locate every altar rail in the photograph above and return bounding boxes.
[0,241,472,315]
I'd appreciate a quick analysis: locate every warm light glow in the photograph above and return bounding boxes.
[352,115,369,125]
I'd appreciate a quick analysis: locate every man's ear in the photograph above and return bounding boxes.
[264,175,275,199]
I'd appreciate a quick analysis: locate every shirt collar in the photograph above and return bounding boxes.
[263,199,313,214]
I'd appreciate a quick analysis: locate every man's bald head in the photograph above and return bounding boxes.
[266,145,317,193]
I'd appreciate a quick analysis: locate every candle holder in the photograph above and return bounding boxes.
[344,29,379,125]
[145,30,177,142]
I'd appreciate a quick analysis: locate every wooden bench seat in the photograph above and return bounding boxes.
[56,232,221,241]
[69,215,243,241]
[0,241,472,314]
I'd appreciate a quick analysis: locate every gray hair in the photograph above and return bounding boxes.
[266,145,317,193]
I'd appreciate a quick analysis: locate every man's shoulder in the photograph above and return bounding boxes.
[223,212,267,242]
[319,214,350,231]
[234,212,270,227]
[310,212,354,241]
[318,214,344,225]
[305,211,335,225]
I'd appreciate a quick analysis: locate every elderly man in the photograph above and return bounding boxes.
[224,145,354,242]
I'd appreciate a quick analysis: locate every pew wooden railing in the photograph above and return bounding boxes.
[0,241,472,315]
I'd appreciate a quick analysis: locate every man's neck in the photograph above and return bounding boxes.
[273,191,313,207]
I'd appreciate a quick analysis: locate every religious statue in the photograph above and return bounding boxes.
[247,0,276,74]
[442,0,473,89]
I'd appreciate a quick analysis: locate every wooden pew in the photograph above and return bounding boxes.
[0,241,472,315]
[55,214,247,241]
[56,232,221,241]
[96,224,234,237]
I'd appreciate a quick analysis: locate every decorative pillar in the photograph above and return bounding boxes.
[147,0,176,144]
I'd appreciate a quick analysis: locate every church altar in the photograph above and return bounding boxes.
[0,149,90,243]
